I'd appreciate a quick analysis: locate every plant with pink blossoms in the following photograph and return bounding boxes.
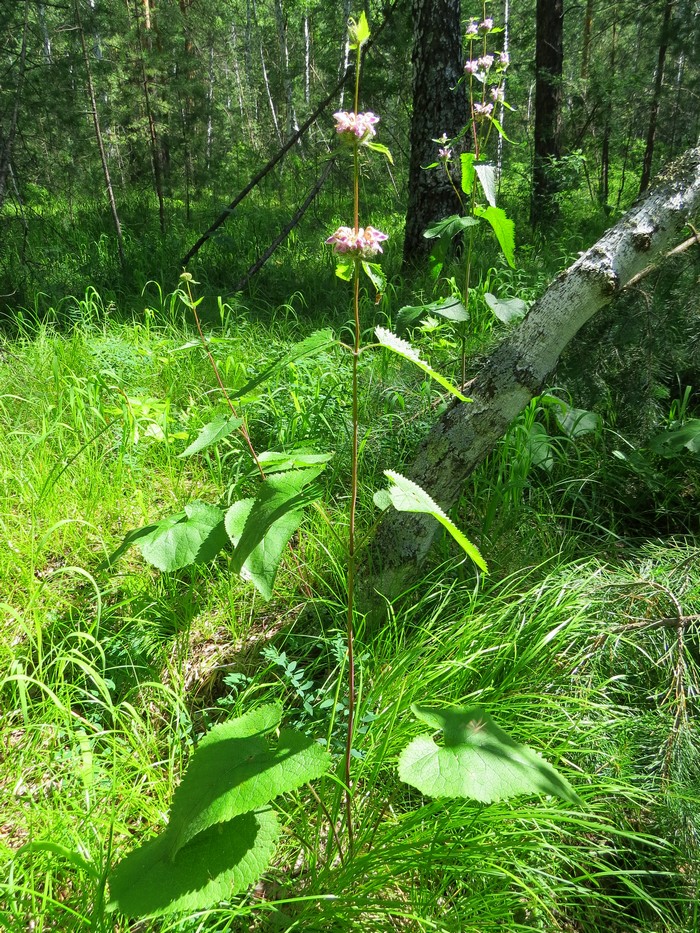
[326,225,389,259]
[333,110,380,144]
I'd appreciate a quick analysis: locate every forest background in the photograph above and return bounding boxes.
[1,0,700,931]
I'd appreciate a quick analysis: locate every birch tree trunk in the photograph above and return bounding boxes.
[368,147,700,599]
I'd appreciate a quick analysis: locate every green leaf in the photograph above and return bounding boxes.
[164,705,329,857]
[383,470,487,573]
[398,704,580,804]
[107,808,279,918]
[484,292,527,324]
[375,328,468,402]
[365,141,394,164]
[229,330,336,400]
[361,261,386,293]
[475,162,497,206]
[225,497,300,600]
[424,214,479,240]
[138,502,227,572]
[373,488,392,511]
[525,423,554,471]
[226,468,324,597]
[460,152,476,195]
[348,11,370,49]
[490,115,516,143]
[17,841,99,879]
[553,405,602,438]
[396,298,468,334]
[179,414,243,458]
[255,450,334,474]
[649,419,700,456]
[474,205,515,268]
[335,260,355,281]
[98,522,160,570]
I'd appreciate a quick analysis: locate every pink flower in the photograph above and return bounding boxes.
[478,55,494,72]
[466,20,478,36]
[438,146,453,161]
[479,18,494,33]
[333,111,380,143]
[498,51,510,68]
[326,225,389,259]
[473,102,494,118]
[464,59,479,75]
[490,86,505,102]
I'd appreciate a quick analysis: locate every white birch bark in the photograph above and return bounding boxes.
[368,147,700,598]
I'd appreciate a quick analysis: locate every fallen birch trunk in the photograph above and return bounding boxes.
[368,147,700,599]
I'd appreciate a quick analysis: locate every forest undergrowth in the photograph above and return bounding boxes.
[1,278,699,930]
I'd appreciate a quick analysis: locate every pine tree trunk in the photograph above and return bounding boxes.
[403,0,468,264]
[74,0,125,267]
[368,147,700,600]
[639,0,673,193]
[531,0,564,226]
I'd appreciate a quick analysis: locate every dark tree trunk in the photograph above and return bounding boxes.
[639,0,674,194]
[531,0,564,226]
[403,0,467,265]
[0,0,29,212]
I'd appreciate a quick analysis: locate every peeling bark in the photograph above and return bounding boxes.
[368,147,700,599]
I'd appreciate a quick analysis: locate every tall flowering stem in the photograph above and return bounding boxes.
[325,12,389,852]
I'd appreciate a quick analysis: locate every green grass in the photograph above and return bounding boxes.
[1,300,699,931]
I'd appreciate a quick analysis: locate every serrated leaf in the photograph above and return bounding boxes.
[373,488,392,511]
[398,704,580,804]
[383,470,487,573]
[335,259,355,281]
[474,204,515,268]
[227,468,324,596]
[460,152,476,195]
[484,292,527,324]
[138,502,227,572]
[490,115,516,143]
[107,808,279,918]
[362,261,386,293]
[163,705,329,857]
[396,298,468,334]
[424,214,480,240]
[375,328,468,402]
[229,330,336,400]
[475,162,497,206]
[255,450,334,474]
[179,414,243,458]
[365,141,394,164]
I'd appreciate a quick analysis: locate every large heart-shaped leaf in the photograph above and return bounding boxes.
[398,705,580,804]
[163,704,329,858]
[484,292,527,324]
[423,214,480,240]
[396,298,468,334]
[138,502,227,571]
[475,161,497,207]
[107,807,279,918]
[383,471,487,573]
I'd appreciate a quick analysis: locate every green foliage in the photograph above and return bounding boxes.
[374,327,468,401]
[108,704,330,918]
[399,704,581,803]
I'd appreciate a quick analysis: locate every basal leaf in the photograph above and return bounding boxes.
[474,204,515,268]
[164,706,330,858]
[475,161,497,207]
[107,807,279,918]
[229,330,336,400]
[398,704,580,804]
[383,470,487,573]
[484,292,527,324]
[375,328,468,402]
[138,502,227,572]
[227,468,324,594]
[179,414,243,458]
